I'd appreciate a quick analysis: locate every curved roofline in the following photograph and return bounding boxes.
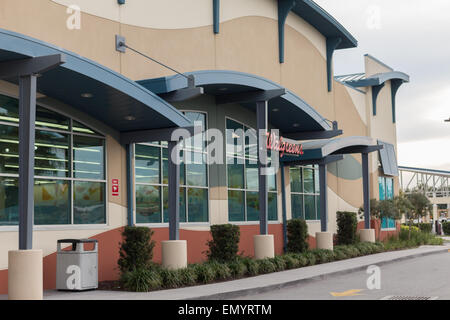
[0,28,191,129]
[138,70,331,131]
[292,0,358,49]
[300,136,377,159]
[348,71,410,87]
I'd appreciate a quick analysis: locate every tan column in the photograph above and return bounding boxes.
[161,240,187,270]
[8,250,43,300]
[359,229,376,243]
[253,234,274,259]
[316,232,333,250]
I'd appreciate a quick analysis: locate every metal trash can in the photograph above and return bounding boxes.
[56,239,98,291]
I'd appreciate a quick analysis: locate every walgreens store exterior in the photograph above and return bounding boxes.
[0,0,408,294]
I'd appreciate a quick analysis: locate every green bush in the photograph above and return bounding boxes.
[336,211,358,245]
[192,263,216,284]
[286,219,309,253]
[179,267,198,286]
[258,259,277,274]
[302,251,316,266]
[281,254,300,269]
[121,268,162,292]
[206,224,240,262]
[158,268,184,289]
[442,222,450,235]
[228,259,248,278]
[242,257,259,276]
[208,261,232,281]
[310,249,334,264]
[118,226,155,274]
[418,223,432,233]
[269,256,287,272]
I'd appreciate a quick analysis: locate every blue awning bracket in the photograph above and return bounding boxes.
[278,0,297,63]
[326,37,342,92]
[213,0,220,34]
[371,83,385,116]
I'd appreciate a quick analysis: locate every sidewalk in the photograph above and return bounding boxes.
[3,245,449,300]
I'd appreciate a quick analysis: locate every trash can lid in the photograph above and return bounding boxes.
[57,239,98,244]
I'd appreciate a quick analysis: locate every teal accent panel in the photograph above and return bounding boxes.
[327,154,362,180]
[277,0,296,63]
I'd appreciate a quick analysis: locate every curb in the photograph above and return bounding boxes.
[187,247,449,300]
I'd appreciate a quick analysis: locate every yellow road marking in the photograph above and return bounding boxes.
[330,289,365,297]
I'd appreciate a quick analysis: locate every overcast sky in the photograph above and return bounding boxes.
[315,0,450,171]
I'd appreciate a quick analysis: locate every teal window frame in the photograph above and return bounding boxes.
[289,165,321,221]
[0,94,107,226]
[134,111,209,224]
[225,117,278,223]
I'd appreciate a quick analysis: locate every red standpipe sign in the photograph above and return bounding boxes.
[112,179,119,196]
[266,132,303,158]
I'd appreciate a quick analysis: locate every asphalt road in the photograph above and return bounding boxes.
[234,251,450,300]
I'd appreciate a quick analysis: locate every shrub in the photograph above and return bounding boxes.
[121,268,162,292]
[208,261,232,281]
[336,211,358,245]
[242,257,259,276]
[281,254,299,269]
[179,267,198,286]
[269,256,286,272]
[310,249,334,264]
[258,259,277,274]
[302,251,316,266]
[443,222,450,235]
[192,263,216,284]
[118,226,155,274]
[206,224,240,263]
[158,268,184,289]
[418,223,432,233]
[286,219,309,253]
[228,259,248,278]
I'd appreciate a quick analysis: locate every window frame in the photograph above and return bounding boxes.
[0,93,108,230]
[225,116,278,224]
[134,110,210,226]
[289,165,321,221]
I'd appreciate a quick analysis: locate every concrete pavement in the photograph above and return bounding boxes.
[1,245,448,300]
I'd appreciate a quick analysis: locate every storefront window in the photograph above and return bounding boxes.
[0,94,106,226]
[379,176,395,229]
[135,111,209,224]
[290,165,320,220]
[226,118,278,222]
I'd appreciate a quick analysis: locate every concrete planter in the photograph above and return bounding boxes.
[161,240,187,270]
[253,234,275,259]
[316,232,333,250]
[359,229,376,243]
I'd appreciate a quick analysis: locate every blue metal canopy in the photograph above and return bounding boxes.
[0,28,192,132]
[281,136,380,162]
[138,70,332,133]
[336,71,410,88]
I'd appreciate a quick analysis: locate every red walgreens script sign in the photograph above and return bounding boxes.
[266,132,303,158]
[112,179,119,196]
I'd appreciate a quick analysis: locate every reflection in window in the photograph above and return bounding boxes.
[0,94,106,226]
[135,111,209,224]
[226,118,278,222]
[290,165,320,220]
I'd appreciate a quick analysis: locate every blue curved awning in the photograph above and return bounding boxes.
[138,70,332,133]
[0,28,192,132]
[282,136,380,162]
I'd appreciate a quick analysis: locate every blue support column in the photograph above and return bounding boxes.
[362,152,371,229]
[257,100,268,235]
[319,163,328,232]
[280,162,288,252]
[168,141,180,240]
[126,144,134,226]
[326,37,342,92]
[18,75,37,250]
